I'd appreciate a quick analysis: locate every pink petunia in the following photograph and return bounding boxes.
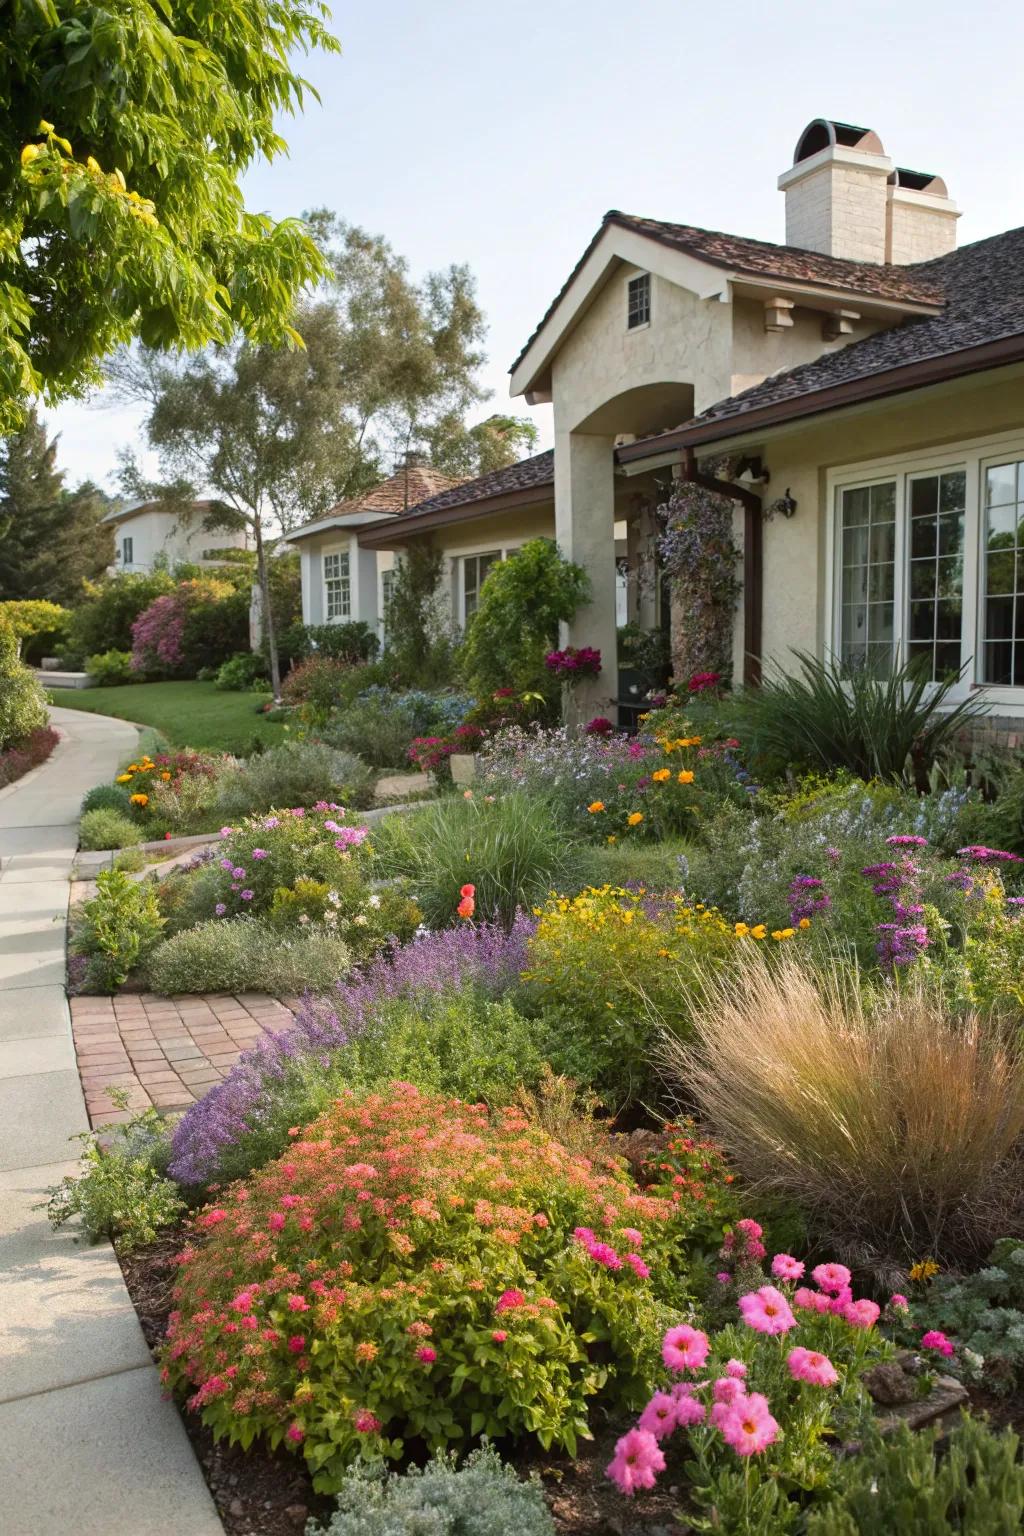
[713,1376,745,1405]
[770,1253,805,1282]
[605,1428,666,1496]
[788,1346,839,1387]
[794,1286,831,1314]
[673,1393,707,1427]
[662,1323,710,1373]
[286,1423,304,1444]
[738,1285,797,1336]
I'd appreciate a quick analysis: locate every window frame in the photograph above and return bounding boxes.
[626,271,651,332]
[459,548,502,626]
[825,429,1024,706]
[322,546,351,622]
[122,535,133,566]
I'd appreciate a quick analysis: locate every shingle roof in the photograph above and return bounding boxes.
[291,464,463,537]
[666,224,1024,437]
[511,211,945,375]
[397,449,554,518]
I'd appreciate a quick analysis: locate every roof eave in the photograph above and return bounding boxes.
[288,510,399,542]
[357,482,554,549]
[616,333,1024,461]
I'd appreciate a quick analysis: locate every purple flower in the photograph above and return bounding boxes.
[214,902,227,916]
[956,845,1023,864]
[251,849,268,860]
[232,866,246,880]
[886,834,928,848]
[263,817,280,829]
[220,826,233,838]
[220,858,233,870]
[240,889,254,901]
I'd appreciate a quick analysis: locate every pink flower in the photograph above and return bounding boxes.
[713,1376,745,1405]
[354,1410,382,1433]
[921,1329,955,1358]
[812,1262,852,1295]
[268,1213,286,1232]
[588,1242,622,1269]
[788,1346,839,1387]
[719,1393,779,1457]
[842,1299,881,1329]
[286,1423,304,1444]
[230,1291,254,1314]
[662,1323,710,1373]
[573,1227,596,1245]
[491,1330,508,1343]
[199,1208,227,1228]
[725,1358,748,1379]
[625,1253,651,1279]
[622,1228,643,1247]
[415,1346,437,1364]
[738,1285,797,1336]
[771,1254,805,1282]
[287,1336,306,1354]
[794,1287,832,1315]
[638,1392,680,1440]
[673,1393,707,1427]
[828,1286,854,1315]
[605,1428,666,1496]
[286,1294,309,1312]
[495,1289,526,1314]
[716,1271,732,1286]
[889,1293,910,1311]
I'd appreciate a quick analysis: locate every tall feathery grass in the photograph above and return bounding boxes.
[660,951,1024,1261]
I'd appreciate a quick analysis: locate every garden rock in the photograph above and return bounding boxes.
[867,1353,969,1434]
[862,1360,917,1406]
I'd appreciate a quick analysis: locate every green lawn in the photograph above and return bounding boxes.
[47,680,288,756]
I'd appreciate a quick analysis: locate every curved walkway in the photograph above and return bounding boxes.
[0,708,221,1535]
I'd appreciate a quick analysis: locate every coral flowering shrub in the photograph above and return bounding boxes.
[164,1083,693,1490]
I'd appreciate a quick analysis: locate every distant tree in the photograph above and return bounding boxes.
[0,0,337,428]
[0,409,113,602]
[424,413,540,479]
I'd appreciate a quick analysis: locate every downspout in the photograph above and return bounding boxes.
[681,448,763,687]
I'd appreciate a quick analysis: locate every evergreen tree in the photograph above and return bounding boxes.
[0,410,113,602]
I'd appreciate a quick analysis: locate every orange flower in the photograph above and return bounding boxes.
[587,801,605,814]
[129,792,148,806]
[677,770,694,785]
[627,812,643,827]
[651,768,671,783]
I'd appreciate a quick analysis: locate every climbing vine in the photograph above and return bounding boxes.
[657,476,742,688]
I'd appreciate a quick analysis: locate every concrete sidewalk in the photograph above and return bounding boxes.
[0,707,222,1536]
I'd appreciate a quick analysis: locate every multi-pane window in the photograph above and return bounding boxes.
[323,550,350,620]
[907,469,965,681]
[461,551,499,622]
[122,536,133,566]
[983,460,1024,685]
[627,273,651,329]
[838,481,896,672]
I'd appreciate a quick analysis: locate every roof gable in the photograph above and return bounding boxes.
[289,463,463,540]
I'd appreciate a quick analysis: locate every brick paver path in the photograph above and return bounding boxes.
[70,992,297,1126]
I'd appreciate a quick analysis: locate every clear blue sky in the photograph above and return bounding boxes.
[47,0,1024,490]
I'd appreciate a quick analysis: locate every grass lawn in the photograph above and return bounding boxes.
[47,680,289,756]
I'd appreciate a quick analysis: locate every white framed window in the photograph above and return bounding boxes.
[122,536,133,565]
[827,430,1024,704]
[460,550,500,624]
[627,272,651,330]
[323,549,351,621]
[380,568,395,622]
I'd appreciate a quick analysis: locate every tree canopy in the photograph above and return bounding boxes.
[0,0,338,427]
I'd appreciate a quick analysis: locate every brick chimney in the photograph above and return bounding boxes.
[779,120,958,265]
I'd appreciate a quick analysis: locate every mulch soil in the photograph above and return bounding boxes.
[119,1232,684,1536]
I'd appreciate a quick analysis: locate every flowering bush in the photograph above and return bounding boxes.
[544,645,602,682]
[523,886,801,1107]
[169,916,536,1188]
[887,1238,1024,1395]
[114,747,223,828]
[0,722,59,788]
[163,1083,698,1489]
[606,1251,887,1532]
[130,578,245,677]
[657,480,742,689]
[407,723,485,781]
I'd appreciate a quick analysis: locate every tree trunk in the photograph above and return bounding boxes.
[254,518,281,699]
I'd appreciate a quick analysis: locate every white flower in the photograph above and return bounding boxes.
[352,913,368,926]
[368,893,381,908]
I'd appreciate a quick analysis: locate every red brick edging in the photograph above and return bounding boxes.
[70,992,297,1126]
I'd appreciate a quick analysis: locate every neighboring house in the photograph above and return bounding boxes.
[104,499,251,573]
[302,118,1024,733]
[288,458,463,637]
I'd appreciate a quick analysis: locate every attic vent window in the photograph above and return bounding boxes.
[627,273,651,330]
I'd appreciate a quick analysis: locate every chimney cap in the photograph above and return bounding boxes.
[888,166,949,196]
[793,119,885,165]
[396,448,428,471]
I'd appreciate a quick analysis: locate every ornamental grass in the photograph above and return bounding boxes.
[662,952,1024,1263]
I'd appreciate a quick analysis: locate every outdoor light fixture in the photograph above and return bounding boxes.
[764,489,798,520]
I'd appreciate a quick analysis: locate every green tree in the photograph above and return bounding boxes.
[460,539,590,701]
[424,412,539,479]
[0,0,338,426]
[0,408,113,602]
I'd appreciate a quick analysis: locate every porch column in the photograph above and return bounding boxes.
[350,543,379,632]
[555,428,619,722]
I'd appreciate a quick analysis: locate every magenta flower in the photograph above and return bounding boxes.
[921,1329,955,1357]
[842,1298,881,1329]
[811,1262,852,1295]
[415,1346,437,1364]
[240,889,254,901]
[889,1293,910,1311]
[662,1323,710,1373]
[605,1428,665,1496]
[770,1253,805,1282]
[725,1358,748,1379]
[637,1391,680,1440]
[214,903,227,916]
[719,1392,779,1456]
[794,1286,832,1314]
[251,848,268,860]
[788,1346,839,1387]
[738,1285,797,1336]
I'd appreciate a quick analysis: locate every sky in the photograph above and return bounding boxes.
[45,0,1024,492]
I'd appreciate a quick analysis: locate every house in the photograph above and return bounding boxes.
[288,458,463,637]
[304,119,1024,736]
[103,499,251,573]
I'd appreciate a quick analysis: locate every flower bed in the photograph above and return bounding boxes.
[0,722,59,789]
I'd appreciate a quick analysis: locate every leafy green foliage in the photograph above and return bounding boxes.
[78,807,143,852]
[0,598,68,652]
[311,1444,554,1536]
[0,616,48,748]
[731,651,987,783]
[903,1240,1024,1395]
[459,539,590,699]
[373,791,583,930]
[70,869,166,990]
[215,653,271,691]
[146,917,351,995]
[85,650,136,686]
[80,782,133,817]
[213,740,376,817]
[283,622,380,665]
[384,542,456,687]
[805,1415,1024,1535]
[1,1,337,425]
[65,571,177,662]
[43,1096,184,1253]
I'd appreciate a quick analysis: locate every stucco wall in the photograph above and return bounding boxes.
[729,298,885,398]
[115,510,248,572]
[734,372,1024,680]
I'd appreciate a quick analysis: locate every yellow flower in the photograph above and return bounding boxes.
[606,835,617,845]
[909,1259,940,1284]
[676,736,702,748]
[115,773,133,784]
[20,143,41,166]
[129,793,148,807]
[771,928,795,941]
[38,119,54,134]
[677,770,695,785]
[587,801,605,814]
[127,763,139,772]
[627,812,644,826]
[750,924,767,940]
[651,768,671,783]
[657,948,670,958]
[734,922,749,937]
[86,155,101,174]
[799,917,811,930]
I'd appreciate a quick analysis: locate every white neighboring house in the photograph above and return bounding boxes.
[103,499,252,573]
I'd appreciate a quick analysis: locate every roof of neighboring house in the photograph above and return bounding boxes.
[356,450,555,548]
[617,224,1024,459]
[510,210,947,375]
[101,498,219,525]
[289,464,463,541]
